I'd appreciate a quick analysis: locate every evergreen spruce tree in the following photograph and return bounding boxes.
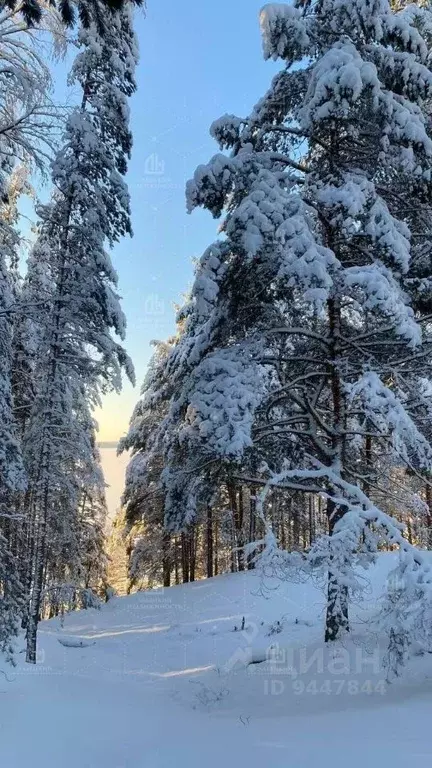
[0,9,56,651]
[0,187,27,660]
[23,0,138,663]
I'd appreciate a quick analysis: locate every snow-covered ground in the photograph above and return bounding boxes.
[2,555,432,767]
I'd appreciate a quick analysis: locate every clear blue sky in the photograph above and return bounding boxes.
[75,1,279,439]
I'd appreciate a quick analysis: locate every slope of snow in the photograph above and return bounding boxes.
[1,554,432,767]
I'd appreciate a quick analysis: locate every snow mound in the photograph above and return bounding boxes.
[57,636,96,648]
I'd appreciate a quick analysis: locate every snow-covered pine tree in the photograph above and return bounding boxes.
[22,0,138,663]
[0,5,60,657]
[122,327,250,581]
[156,0,432,651]
[0,186,28,661]
[120,340,176,588]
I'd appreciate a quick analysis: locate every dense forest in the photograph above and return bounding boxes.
[118,0,432,673]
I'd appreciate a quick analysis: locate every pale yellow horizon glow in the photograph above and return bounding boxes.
[95,388,137,443]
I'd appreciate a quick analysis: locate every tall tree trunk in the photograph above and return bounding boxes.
[206,506,214,578]
[426,481,432,549]
[247,492,256,570]
[308,495,315,547]
[126,541,133,595]
[325,498,349,642]
[162,530,171,588]
[21,489,35,629]
[280,496,287,551]
[287,495,293,550]
[292,505,300,550]
[325,297,349,642]
[26,432,52,663]
[230,512,236,573]
[181,532,189,583]
[228,482,245,571]
[189,528,196,583]
[214,514,219,576]
[174,537,180,585]
[26,504,47,663]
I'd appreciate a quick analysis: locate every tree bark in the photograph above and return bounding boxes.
[292,504,301,550]
[228,482,245,571]
[325,297,349,642]
[308,495,315,547]
[214,515,219,576]
[162,530,171,588]
[26,510,47,663]
[426,481,432,549]
[247,492,256,570]
[325,498,349,642]
[174,537,180,585]
[189,528,196,583]
[206,506,214,578]
[181,532,189,583]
